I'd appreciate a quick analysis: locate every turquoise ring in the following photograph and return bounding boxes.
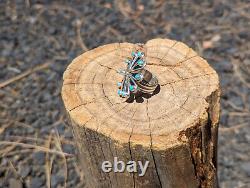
[117,51,158,98]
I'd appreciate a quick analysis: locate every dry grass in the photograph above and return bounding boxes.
[0,141,73,157]
[219,122,249,133]
[54,129,68,188]
[0,61,51,89]
[0,125,76,187]
[45,133,53,188]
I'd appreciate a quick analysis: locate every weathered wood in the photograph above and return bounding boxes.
[61,38,220,188]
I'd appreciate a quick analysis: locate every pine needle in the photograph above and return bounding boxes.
[0,62,51,89]
[0,141,73,157]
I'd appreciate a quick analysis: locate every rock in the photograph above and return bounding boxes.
[56,123,65,135]
[241,162,250,176]
[1,158,8,166]
[245,134,250,142]
[9,178,23,188]
[18,165,31,178]
[213,3,226,17]
[213,60,233,73]
[68,168,78,182]
[29,177,44,188]
[63,144,75,154]
[64,130,73,139]
[128,0,137,11]
[33,152,45,165]
[220,112,228,126]
[239,31,250,40]
[51,173,65,187]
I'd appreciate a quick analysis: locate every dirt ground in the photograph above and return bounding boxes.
[0,0,250,188]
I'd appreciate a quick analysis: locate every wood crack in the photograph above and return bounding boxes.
[94,130,113,187]
[68,96,125,112]
[95,103,129,132]
[160,72,216,86]
[128,107,138,188]
[97,62,118,72]
[146,100,163,188]
[148,54,198,69]
[159,41,178,63]
[107,138,119,186]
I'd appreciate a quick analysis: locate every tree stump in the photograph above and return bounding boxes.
[61,38,220,188]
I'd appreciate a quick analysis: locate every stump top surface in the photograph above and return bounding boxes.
[62,38,219,149]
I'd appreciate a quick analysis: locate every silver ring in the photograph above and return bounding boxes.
[117,51,158,98]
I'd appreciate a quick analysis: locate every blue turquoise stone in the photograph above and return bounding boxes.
[131,52,135,56]
[129,85,135,91]
[137,51,142,57]
[134,74,141,80]
[121,92,126,97]
[137,59,144,66]
[117,82,122,87]
[118,90,122,95]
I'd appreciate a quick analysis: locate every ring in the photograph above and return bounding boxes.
[117,50,158,98]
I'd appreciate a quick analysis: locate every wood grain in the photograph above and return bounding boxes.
[61,38,220,188]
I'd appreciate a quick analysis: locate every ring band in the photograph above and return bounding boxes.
[117,50,158,98]
[136,69,158,94]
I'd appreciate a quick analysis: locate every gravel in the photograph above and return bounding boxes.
[241,162,250,177]
[33,152,46,165]
[29,177,44,188]
[18,165,31,178]
[8,178,23,188]
[0,0,249,187]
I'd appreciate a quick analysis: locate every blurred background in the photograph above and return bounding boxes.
[0,0,250,188]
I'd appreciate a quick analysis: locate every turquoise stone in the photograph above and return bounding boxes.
[137,59,144,66]
[121,91,126,97]
[118,90,122,95]
[129,85,135,91]
[134,74,141,80]
[137,51,142,57]
[131,52,135,56]
[117,82,122,87]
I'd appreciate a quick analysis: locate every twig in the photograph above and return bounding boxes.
[54,129,68,188]
[0,149,31,157]
[226,100,247,112]
[45,133,53,188]
[0,62,51,89]
[73,161,84,182]
[6,135,75,145]
[231,60,250,88]
[8,160,24,182]
[25,0,30,8]
[0,123,10,134]
[219,122,248,133]
[11,120,35,130]
[0,145,17,156]
[0,141,73,157]
[75,19,88,52]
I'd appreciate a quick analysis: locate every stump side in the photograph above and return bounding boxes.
[62,38,220,188]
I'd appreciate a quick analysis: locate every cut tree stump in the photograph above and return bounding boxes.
[61,38,220,188]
